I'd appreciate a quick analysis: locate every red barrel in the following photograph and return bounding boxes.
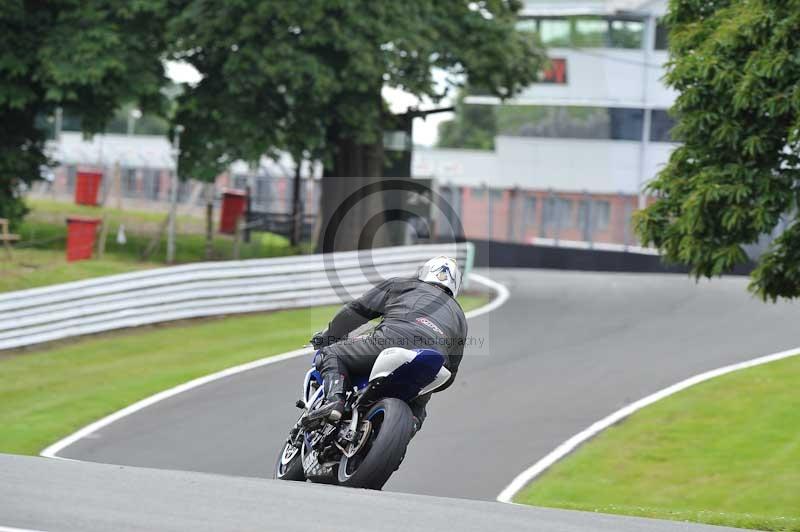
[66,216,100,262]
[74,170,103,206]
[219,189,247,234]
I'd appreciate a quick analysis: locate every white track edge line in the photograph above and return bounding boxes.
[41,272,508,459]
[464,273,510,320]
[496,345,800,504]
[0,526,48,532]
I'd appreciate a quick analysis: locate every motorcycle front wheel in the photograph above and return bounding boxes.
[337,398,414,490]
[274,439,305,481]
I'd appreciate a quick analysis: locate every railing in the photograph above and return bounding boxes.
[0,243,471,351]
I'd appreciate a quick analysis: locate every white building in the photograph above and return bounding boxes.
[413,0,675,206]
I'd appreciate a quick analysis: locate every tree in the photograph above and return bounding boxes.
[634,0,800,300]
[0,1,170,227]
[169,0,544,251]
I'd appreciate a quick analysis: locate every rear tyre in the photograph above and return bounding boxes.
[337,398,414,490]
[274,439,305,481]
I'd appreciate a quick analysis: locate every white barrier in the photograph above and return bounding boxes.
[0,243,471,351]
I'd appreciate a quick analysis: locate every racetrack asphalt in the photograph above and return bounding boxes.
[0,453,741,532]
[58,268,800,502]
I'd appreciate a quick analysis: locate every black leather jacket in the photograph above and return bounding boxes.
[325,277,468,384]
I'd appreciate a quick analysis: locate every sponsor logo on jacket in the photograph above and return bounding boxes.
[416,316,444,335]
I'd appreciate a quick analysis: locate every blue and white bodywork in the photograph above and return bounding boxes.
[303,347,451,408]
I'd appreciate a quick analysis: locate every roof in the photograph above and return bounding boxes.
[520,0,667,17]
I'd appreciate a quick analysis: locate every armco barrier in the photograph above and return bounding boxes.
[0,243,470,351]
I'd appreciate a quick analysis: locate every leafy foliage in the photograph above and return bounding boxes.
[635,0,800,300]
[170,0,544,177]
[0,1,169,226]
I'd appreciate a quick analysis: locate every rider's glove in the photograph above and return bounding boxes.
[311,330,332,349]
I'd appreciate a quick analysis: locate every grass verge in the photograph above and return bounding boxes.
[0,294,488,456]
[0,198,298,292]
[515,354,800,531]
[0,248,158,292]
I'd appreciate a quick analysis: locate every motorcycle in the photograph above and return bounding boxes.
[274,344,451,489]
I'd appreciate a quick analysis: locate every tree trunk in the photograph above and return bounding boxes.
[204,182,214,260]
[290,156,303,247]
[317,136,389,252]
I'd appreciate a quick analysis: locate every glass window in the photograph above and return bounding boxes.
[233,175,247,190]
[123,168,137,197]
[578,200,590,230]
[524,197,537,225]
[539,18,571,47]
[556,199,575,228]
[655,20,669,50]
[578,199,610,232]
[519,16,645,49]
[497,106,643,141]
[593,201,610,230]
[609,108,644,141]
[650,109,677,142]
[144,168,160,200]
[66,165,77,191]
[609,19,643,49]
[573,19,608,47]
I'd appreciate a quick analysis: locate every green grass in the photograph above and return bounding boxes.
[16,215,294,265]
[0,248,158,292]
[0,198,298,292]
[515,354,800,531]
[0,294,488,456]
[26,198,206,230]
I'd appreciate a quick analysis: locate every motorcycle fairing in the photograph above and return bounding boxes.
[307,347,450,403]
[367,347,445,402]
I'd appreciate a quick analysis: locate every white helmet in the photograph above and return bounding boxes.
[417,256,461,297]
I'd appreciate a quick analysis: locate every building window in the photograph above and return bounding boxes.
[609,108,644,141]
[593,201,611,231]
[538,18,571,47]
[232,175,247,190]
[650,109,678,142]
[524,197,537,226]
[544,197,575,228]
[497,106,643,141]
[573,18,608,47]
[655,20,669,50]
[578,199,611,233]
[123,168,137,197]
[66,165,77,190]
[518,17,643,49]
[556,199,575,228]
[143,168,160,200]
[609,20,644,49]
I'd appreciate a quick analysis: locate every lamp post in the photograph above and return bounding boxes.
[167,125,184,264]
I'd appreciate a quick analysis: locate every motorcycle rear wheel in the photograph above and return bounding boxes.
[337,398,414,489]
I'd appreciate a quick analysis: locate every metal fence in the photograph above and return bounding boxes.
[38,163,644,249]
[41,165,322,214]
[0,243,471,351]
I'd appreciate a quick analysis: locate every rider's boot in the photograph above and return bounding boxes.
[307,372,348,422]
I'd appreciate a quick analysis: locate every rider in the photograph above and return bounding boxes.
[309,256,468,432]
